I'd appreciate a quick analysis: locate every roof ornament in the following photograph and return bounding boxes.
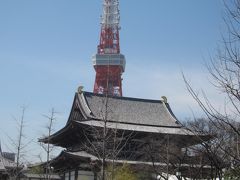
[161,96,168,103]
[77,86,84,94]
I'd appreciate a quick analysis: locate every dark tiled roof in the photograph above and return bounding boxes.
[39,91,212,147]
[0,154,17,171]
[79,91,182,127]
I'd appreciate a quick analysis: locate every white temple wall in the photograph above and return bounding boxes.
[64,170,95,180]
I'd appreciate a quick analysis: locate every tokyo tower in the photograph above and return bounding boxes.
[92,0,126,96]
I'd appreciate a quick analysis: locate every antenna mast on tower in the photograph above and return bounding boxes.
[98,0,120,54]
[92,0,126,96]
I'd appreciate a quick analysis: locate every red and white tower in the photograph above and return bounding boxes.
[92,0,126,96]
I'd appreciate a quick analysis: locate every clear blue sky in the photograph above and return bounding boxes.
[0,0,223,163]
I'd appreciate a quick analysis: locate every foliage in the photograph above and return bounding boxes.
[106,164,138,180]
[136,171,153,180]
[224,167,240,180]
[28,165,45,174]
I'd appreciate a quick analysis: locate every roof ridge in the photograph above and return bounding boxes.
[82,91,163,103]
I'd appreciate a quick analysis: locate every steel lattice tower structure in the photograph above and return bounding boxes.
[92,0,126,96]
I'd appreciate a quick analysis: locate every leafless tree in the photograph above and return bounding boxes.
[184,118,233,179]
[4,106,33,180]
[80,92,133,180]
[39,108,58,180]
[144,134,194,180]
[182,0,240,178]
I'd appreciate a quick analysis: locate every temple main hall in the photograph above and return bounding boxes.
[40,90,212,179]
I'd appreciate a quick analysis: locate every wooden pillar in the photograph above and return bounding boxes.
[75,168,78,180]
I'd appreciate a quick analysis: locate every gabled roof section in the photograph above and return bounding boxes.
[39,91,213,147]
[77,91,182,127]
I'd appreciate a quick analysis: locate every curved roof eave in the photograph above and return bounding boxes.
[38,121,76,143]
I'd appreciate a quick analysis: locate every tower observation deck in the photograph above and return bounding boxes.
[92,0,126,96]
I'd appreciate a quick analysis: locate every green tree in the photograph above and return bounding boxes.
[29,165,44,174]
[224,167,240,180]
[107,164,137,180]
